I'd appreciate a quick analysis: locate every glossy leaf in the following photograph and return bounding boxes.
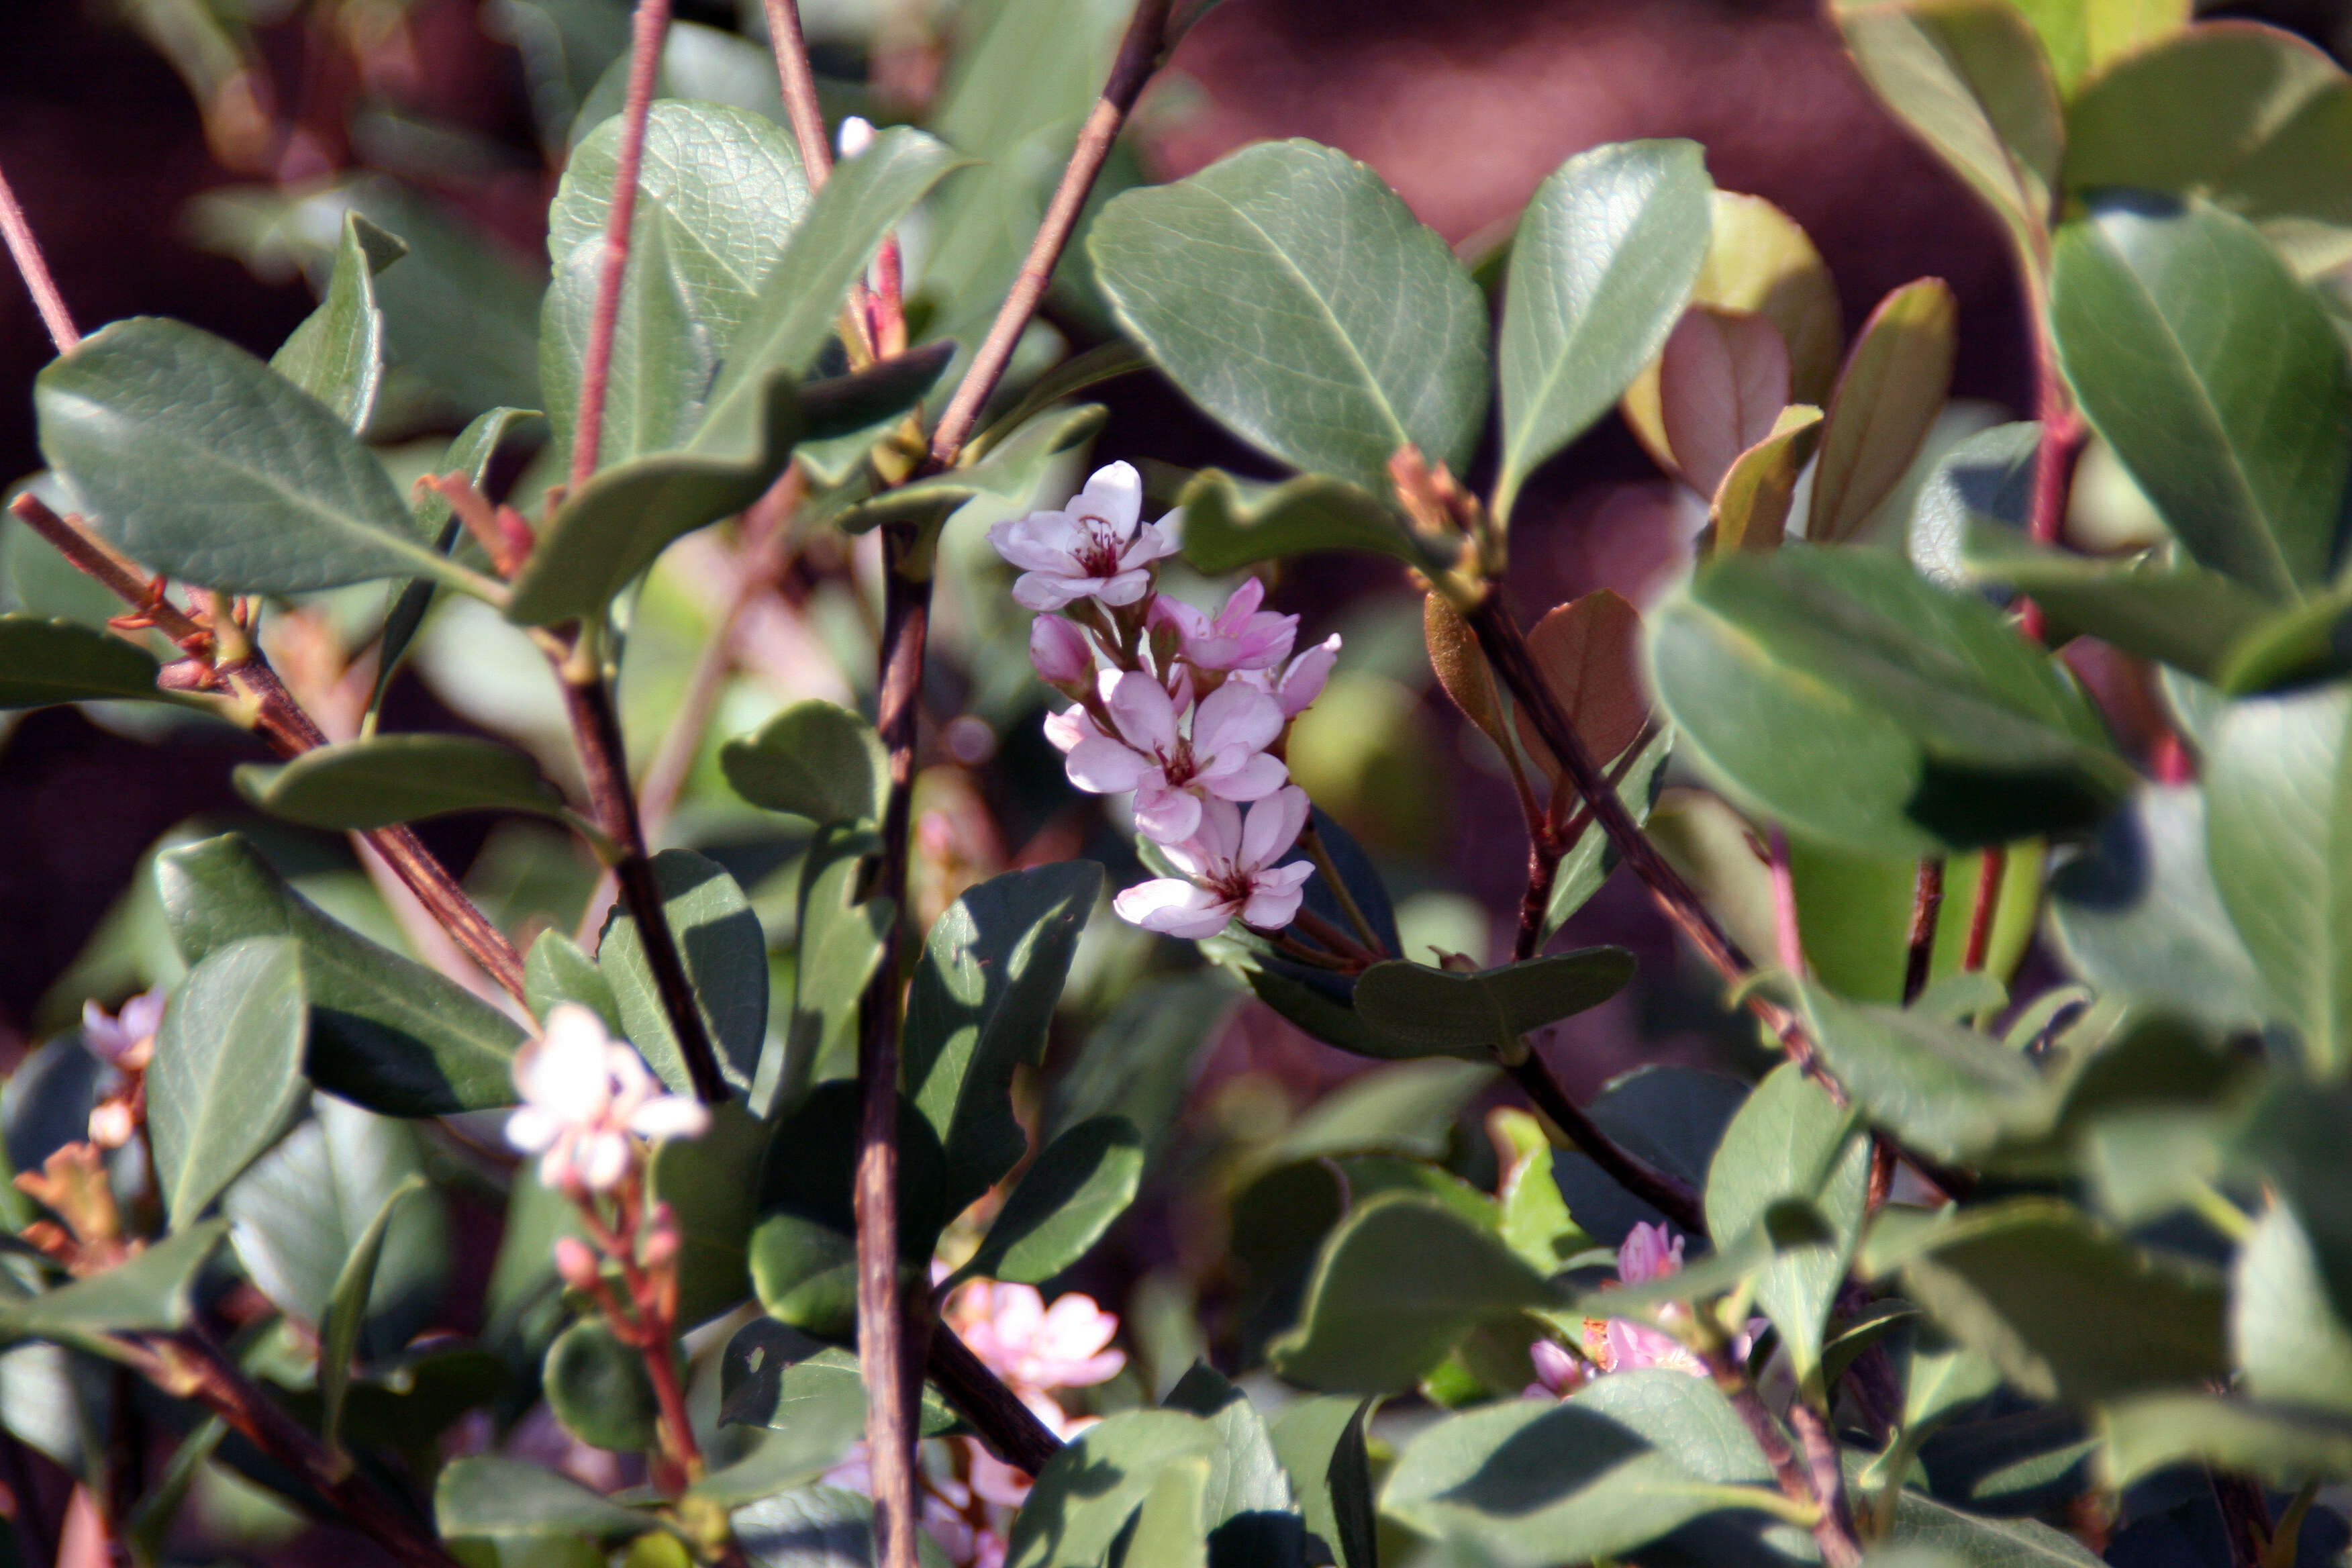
[1092,138,1490,494]
[1173,469,1421,575]
[271,211,404,434]
[525,929,626,1040]
[1270,1193,1560,1393]
[148,936,309,1226]
[2053,194,2352,598]
[1912,419,2037,587]
[1709,405,1822,553]
[2012,0,2188,92]
[1657,305,1792,498]
[2204,687,2352,1074]
[547,1318,661,1453]
[318,1173,426,1451]
[1836,0,2063,273]
[778,825,891,1119]
[1704,1063,1869,1385]
[1883,1483,2108,1568]
[1162,1362,1300,1558]
[718,1318,958,1444]
[1542,727,1673,940]
[1269,1397,1376,1568]
[902,861,1103,1214]
[36,318,472,594]
[752,1084,947,1336]
[1512,589,1650,781]
[159,835,526,1116]
[1624,190,1843,463]
[957,1116,1143,1285]
[236,735,569,830]
[1123,1457,1210,1568]
[1647,547,2131,858]
[646,1099,765,1327]
[1,1222,226,1342]
[1794,981,2051,1163]
[1808,278,1957,542]
[720,701,887,828]
[730,1486,906,1568]
[1004,1412,1218,1568]
[1961,518,2273,681]
[1384,1370,1781,1568]
[1497,139,1712,522]
[0,616,163,709]
[599,848,767,1094]
[1871,1197,2229,1402]
[834,394,1098,535]
[1349,949,1636,1063]
[436,1455,657,1540]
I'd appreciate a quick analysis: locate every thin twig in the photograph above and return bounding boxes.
[2018,336,2087,643]
[1790,1402,1865,1568]
[1961,847,2006,973]
[926,0,1174,468]
[927,1327,1061,1473]
[9,496,205,649]
[0,156,79,354]
[1297,819,1384,958]
[1513,826,1562,964]
[2212,1468,2273,1568]
[1506,1053,1707,1236]
[759,0,835,190]
[855,522,934,1568]
[556,652,730,1102]
[1901,859,1945,1006]
[570,0,673,491]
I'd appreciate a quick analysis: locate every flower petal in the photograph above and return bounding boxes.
[1240,785,1310,869]
[630,1095,712,1142]
[1106,671,1179,755]
[1072,462,1142,534]
[1113,879,1235,939]
[1014,572,1089,611]
[1132,784,1202,844]
[1095,569,1154,607]
[989,512,1083,572]
[1239,879,1307,932]
[1193,680,1283,761]
[1064,736,1152,795]
[1205,750,1289,802]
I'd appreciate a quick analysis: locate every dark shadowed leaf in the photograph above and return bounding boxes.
[599,848,767,1094]
[957,1116,1143,1285]
[1349,949,1636,1063]
[436,1455,658,1540]
[318,1173,427,1451]
[0,616,163,709]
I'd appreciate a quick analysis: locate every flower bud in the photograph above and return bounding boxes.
[554,1235,603,1291]
[641,1202,683,1270]
[1028,614,1094,688]
[87,1102,134,1150]
[838,115,876,160]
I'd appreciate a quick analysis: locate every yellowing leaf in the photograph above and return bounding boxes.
[1712,405,1824,553]
[1808,277,1957,541]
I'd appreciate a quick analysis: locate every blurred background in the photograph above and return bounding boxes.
[0,0,2345,1079]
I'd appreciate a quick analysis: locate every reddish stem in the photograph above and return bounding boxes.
[0,156,79,354]
[570,0,673,491]
[1769,828,1805,978]
[760,0,836,189]
[1961,846,2006,973]
[1901,859,1945,1006]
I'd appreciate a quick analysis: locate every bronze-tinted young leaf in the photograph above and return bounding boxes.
[1808,277,1957,542]
[1657,306,1792,498]
[1511,589,1650,781]
[0,615,164,709]
[1424,593,1512,758]
[1708,404,1822,553]
[1624,190,1843,466]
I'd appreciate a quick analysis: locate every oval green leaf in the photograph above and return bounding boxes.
[150,936,311,1226]
[0,614,163,709]
[236,734,568,830]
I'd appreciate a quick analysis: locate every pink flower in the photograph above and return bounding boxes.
[1113,786,1316,939]
[987,462,1179,612]
[1618,1222,1685,1283]
[1238,633,1341,719]
[82,988,164,1071]
[950,1281,1126,1401]
[1029,615,1095,687]
[1524,1338,1589,1400]
[1055,671,1288,842]
[1600,1318,1707,1377]
[503,1005,710,1192]
[1149,579,1297,674]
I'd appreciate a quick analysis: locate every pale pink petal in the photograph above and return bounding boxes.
[988,513,1084,573]
[1113,880,1235,939]
[1215,578,1265,628]
[505,1106,564,1154]
[1132,784,1202,845]
[1157,836,1214,881]
[1193,681,1283,760]
[1275,635,1341,716]
[1530,1339,1580,1396]
[1126,512,1182,565]
[1035,1295,1119,1361]
[1106,672,1179,755]
[1240,786,1310,870]
[538,1136,579,1190]
[629,1095,712,1142]
[1071,463,1142,534]
[1095,568,1155,607]
[1189,795,1245,863]
[1029,616,1093,684]
[1205,750,1289,802]
[1040,706,1095,755]
[577,1131,632,1193]
[1238,879,1307,932]
[1618,1222,1685,1285]
[1013,572,1089,612]
[1064,737,1153,795]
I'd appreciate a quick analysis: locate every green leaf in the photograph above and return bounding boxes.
[777,826,891,1119]
[345,180,544,416]
[718,1318,957,1444]
[1704,1063,1869,1385]
[272,211,405,434]
[1912,419,2037,587]
[1497,140,1712,522]
[598,848,767,1094]
[1835,0,2062,275]
[752,1083,946,1336]
[158,835,526,1116]
[1808,279,1957,542]
[2063,22,2352,273]
[902,861,1104,1215]
[543,101,810,462]
[2053,194,2352,598]
[0,615,163,709]
[957,1116,1142,1285]
[2204,686,2352,1074]
[2234,1201,2352,1417]
[2239,1079,2352,1331]
[235,735,569,831]
[1172,469,1420,575]
[1,1222,226,1342]
[2049,785,2269,1032]
[525,928,625,1039]
[436,1455,658,1540]
[1871,1197,2229,1402]
[1542,728,1672,940]
[1004,1412,1219,1568]
[1647,546,2132,858]
[1709,405,1822,552]
[1961,520,2274,682]
[319,1173,426,1452]
[831,394,1098,534]
[1349,949,1636,1063]
[1793,981,2051,1164]
[546,1318,661,1453]
[1270,1193,1560,1393]
[1882,1483,2107,1568]
[1383,1370,1784,1568]
[721,701,887,827]
[149,936,310,1226]
[1162,1363,1298,1527]
[1122,1457,1210,1568]
[223,1094,448,1353]
[646,1099,765,1328]
[2214,587,2352,695]
[2010,0,2187,93]
[732,1485,914,1568]
[36,318,475,594]
[1091,138,1490,494]
[1268,1397,1376,1568]
[2100,1393,2352,1488]
[1548,1065,1748,1241]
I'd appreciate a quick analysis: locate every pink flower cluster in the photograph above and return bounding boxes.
[1528,1222,1714,1398]
[988,462,1339,940]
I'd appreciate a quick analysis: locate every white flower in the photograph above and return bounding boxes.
[837,115,876,159]
[986,462,1180,612]
[1052,671,1288,842]
[504,1005,709,1192]
[1236,632,1341,720]
[82,988,164,1070]
[1114,785,1316,939]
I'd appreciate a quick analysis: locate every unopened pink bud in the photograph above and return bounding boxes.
[554,1236,602,1291]
[1029,615,1094,687]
